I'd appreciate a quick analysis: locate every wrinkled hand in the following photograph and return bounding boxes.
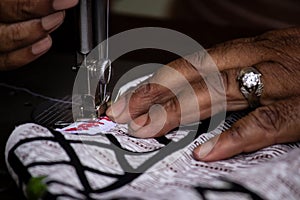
[0,0,78,70]
[107,27,300,161]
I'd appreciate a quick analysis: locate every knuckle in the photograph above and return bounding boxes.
[134,82,166,103]
[254,30,300,61]
[164,99,181,126]
[229,124,244,140]
[251,106,280,139]
[227,124,246,144]
[135,82,152,95]
[10,23,26,43]
[15,0,37,19]
[127,83,160,117]
[15,0,27,19]
[186,51,209,72]
[132,83,153,101]
[0,24,8,43]
[0,24,10,47]
[197,77,208,92]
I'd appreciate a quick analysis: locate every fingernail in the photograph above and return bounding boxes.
[195,136,219,159]
[41,12,65,31]
[53,0,79,10]
[106,98,126,118]
[197,143,213,159]
[32,36,52,55]
[130,115,148,131]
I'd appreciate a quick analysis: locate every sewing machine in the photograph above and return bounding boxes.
[75,0,111,120]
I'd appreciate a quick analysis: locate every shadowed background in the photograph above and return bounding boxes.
[0,0,299,199]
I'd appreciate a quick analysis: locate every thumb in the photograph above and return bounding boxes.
[193,97,300,161]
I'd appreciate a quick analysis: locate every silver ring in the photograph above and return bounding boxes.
[237,67,264,108]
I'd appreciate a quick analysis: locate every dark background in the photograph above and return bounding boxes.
[0,0,298,199]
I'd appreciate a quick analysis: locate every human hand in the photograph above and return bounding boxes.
[0,0,79,70]
[107,27,300,161]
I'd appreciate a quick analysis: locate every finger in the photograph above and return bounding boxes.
[216,61,300,109]
[193,97,300,162]
[0,35,52,70]
[242,62,300,105]
[127,69,245,138]
[106,31,292,122]
[107,60,291,125]
[0,11,64,53]
[128,102,181,138]
[107,82,175,123]
[206,28,298,71]
[106,64,244,125]
[0,0,78,22]
[126,74,224,138]
[107,57,214,123]
[107,58,298,126]
[107,58,194,122]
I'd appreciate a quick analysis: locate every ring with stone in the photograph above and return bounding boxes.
[237,67,264,108]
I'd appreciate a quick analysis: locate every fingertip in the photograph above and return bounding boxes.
[106,107,113,119]
[192,136,220,161]
[192,146,202,161]
[0,35,53,70]
[53,0,79,11]
[31,36,52,55]
[107,97,126,119]
[41,11,65,32]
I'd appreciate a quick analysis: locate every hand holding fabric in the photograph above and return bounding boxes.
[107,27,300,161]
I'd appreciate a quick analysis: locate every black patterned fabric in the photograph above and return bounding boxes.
[5,112,300,200]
